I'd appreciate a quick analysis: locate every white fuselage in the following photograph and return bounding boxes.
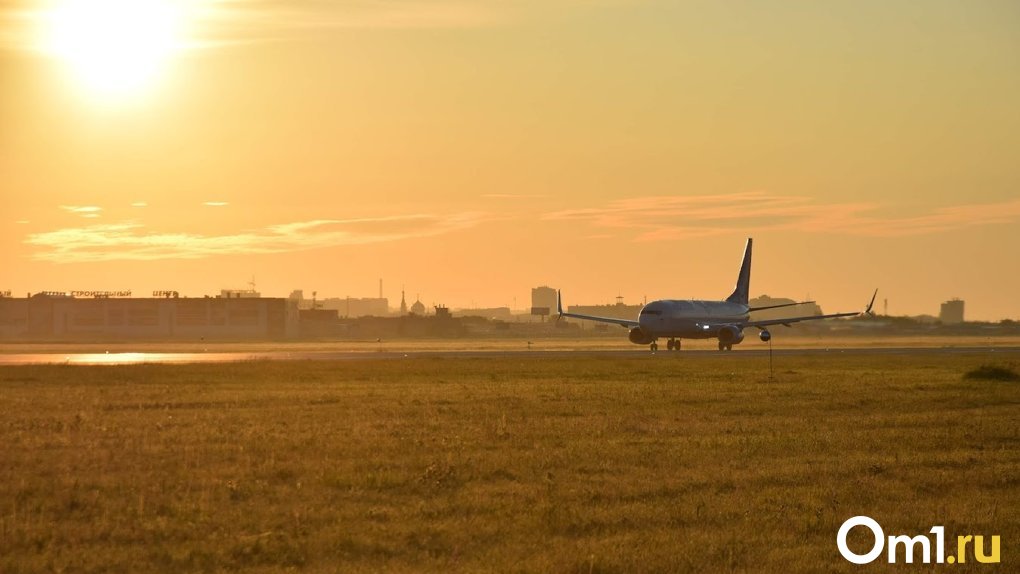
[637,300,749,339]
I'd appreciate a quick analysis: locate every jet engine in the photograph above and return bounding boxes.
[629,327,655,345]
[759,329,772,342]
[717,325,745,346]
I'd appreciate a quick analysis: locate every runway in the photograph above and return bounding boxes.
[0,346,1016,365]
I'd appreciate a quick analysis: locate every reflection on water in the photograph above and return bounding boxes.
[0,352,263,365]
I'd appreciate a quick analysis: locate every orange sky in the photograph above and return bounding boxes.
[2,1,1019,319]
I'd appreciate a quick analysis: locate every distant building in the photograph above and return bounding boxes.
[566,297,643,328]
[0,297,298,340]
[531,286,557,318]
[220,288,260,298]
[410,296,426,316]
[454,307,513,321]
[399,290,408,316]
[940,298,965,324]
[318,297,389,318]
[297,308,342,337]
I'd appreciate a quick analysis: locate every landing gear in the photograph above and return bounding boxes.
[666,338,681,351]
[650,342,659,352]
[718,342,732,351]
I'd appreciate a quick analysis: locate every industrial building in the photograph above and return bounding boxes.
[0,295,298,340]
[288,290,390,317]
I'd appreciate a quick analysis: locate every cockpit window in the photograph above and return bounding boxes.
[640,309,661,316]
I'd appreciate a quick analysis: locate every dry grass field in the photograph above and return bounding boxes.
[1,353,1017,572]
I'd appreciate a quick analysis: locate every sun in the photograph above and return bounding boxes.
[42,0,186,100]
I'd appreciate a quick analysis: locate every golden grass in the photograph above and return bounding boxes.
[0,353,1017,572]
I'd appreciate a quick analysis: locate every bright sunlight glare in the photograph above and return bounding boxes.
[42,0,186,100]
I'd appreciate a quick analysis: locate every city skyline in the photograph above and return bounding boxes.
[0,283,987,324]
[3,1,1019,321]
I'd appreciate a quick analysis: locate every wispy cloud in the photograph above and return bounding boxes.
[203,201,229,207]
[60,205,102,218]
[25,212,486,262]
[482,193,548,199]
[131,202,148,208]
[544,192,1020,241]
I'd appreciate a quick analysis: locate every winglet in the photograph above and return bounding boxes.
[557,290,564,317]
[865,289,878,316]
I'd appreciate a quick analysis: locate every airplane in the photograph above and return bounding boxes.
[557,238,876,351]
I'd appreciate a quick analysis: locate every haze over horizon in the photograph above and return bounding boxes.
[3,1,1019,321]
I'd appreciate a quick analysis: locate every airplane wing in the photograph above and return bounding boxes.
[740,310,861,329]
[748,300,815,312]
[740,289,877,329]
[557,290,639,328]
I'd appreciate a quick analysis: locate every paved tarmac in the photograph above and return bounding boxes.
[0,346,1016,365]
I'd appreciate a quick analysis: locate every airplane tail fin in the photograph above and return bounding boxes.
[726,238,752,305]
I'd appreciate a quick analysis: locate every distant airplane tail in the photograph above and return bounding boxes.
[865,288,878,316]
[726,238,752,305]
